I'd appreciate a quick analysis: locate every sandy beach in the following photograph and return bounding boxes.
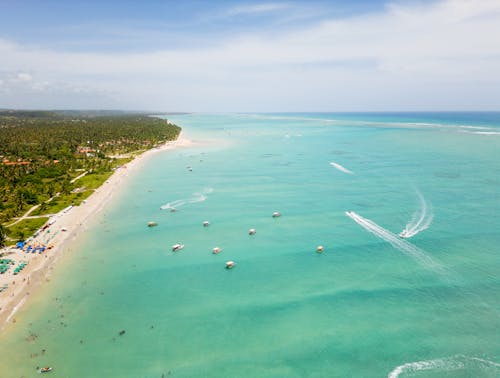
[0,132,193,331]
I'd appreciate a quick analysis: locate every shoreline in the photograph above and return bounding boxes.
[0,131,194,332]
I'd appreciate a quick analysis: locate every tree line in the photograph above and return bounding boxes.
[0,111,181,233]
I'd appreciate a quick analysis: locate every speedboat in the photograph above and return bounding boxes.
[399,230,409,238]
[147,221,158,227]
[172,244,184,252]
[212,247,222,254]
[225,261,236,269]
[248,228,256,235]
[272,212,281,218]
[40,367,53,373]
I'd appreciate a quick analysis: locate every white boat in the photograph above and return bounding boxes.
[225,261,236,269]
[212,247,222,254]
[248,228,256,235]
[399,230,409,238]
[272,212,281,218]
[147,221,158,227]
[172,244,184,252]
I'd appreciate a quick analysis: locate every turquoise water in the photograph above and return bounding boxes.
[1,113,499,377]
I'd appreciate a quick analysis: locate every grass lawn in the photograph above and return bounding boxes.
[6,217,49,241]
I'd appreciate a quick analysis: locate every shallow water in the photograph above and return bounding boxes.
[1,113,499,377]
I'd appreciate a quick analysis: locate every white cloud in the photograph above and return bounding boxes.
[1,0,500,110]
[0,70,116,109]
[15,72,33,82]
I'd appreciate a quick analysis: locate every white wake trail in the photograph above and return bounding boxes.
[399,191,433,238]
[388,355,500,377]
[160,188,213,210]
[330,162,354,174]
[345,211,443,273]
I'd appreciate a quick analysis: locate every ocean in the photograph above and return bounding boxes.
[1,112,499,377]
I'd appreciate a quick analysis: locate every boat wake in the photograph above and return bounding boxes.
[399,191,433,238]
[160,188,213,211]
[388,355,500,377]
[330,162,354,174]
[345,211,443,273]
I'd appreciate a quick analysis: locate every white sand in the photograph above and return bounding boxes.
[0,132,193,330]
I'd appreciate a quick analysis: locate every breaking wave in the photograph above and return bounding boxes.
[345,211,443,273]
[330,162,354,174]
[160,188,213,210]
[460,130,500,135]
[238,114,500,135]
[388,355,500,377]
[399,191,433,238]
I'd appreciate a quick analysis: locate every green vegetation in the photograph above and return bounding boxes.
[7,218,49,241]
[0,224,5,247]
[0,110,180,241]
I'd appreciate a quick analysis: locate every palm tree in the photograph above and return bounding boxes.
[0,224,6,247]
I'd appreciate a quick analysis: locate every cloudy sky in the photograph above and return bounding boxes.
[0,0,499,112]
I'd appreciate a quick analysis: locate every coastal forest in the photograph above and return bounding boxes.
[0,110,180,244]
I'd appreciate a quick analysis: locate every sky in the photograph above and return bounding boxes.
[0,0,499,112]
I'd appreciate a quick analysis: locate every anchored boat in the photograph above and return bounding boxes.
[172,244,184,252]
